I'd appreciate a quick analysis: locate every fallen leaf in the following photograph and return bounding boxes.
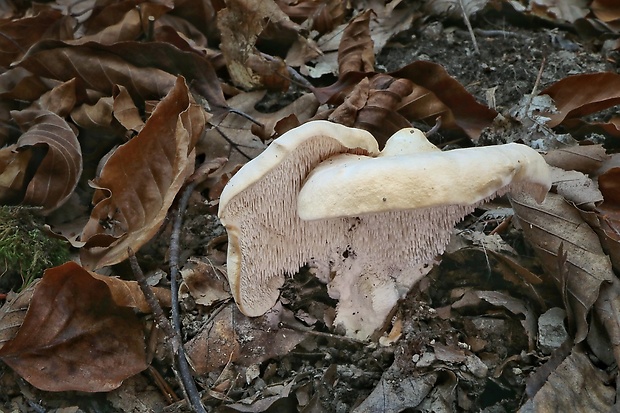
[543,144,609,174]
[511,192,613,342]
[352,367,437,413]
[529,0,589,23]
[80,76,204,269]
[217,0,299,90]
[520,348,614,412]
[9,109,82,214]
[337,10,375,76]
[549,167,603,208]
[541,72,620,129]
[0,262,148,392]
[185,303,306,374]
[0,9,63,69]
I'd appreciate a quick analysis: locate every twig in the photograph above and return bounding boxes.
[146,16,155,42]
[128,244,206,413]
[457,0,480,55]
[260,52,314,90]
[128,249,178,351]
[169,181,207,413]
[523,56,546,119]
[214,126,254,161]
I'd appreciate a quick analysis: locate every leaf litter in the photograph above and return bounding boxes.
[2,0,620,412]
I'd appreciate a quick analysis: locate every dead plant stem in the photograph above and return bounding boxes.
[457,0,479,54]
[169,181,207,413]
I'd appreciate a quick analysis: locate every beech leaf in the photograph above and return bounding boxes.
[541,72,620,128]
[9,109,82,214]
[511,192,613,343]
[80,76,205,269]
[0,262,148,392]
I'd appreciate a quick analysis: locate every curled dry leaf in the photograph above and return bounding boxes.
[511,192,614,343]
[0,262,149,392]
[584,167,620,271]
[337,9,375,76]
[12,40,227,111]
[7,109,82,214]
[277,0,347,34]
[80,77,205,269]
[541,72,620,135]
[314,60,497,141]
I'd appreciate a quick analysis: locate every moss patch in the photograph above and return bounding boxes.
[0,206,71,291]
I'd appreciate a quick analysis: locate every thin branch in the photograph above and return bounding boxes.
[128,249,178,351]
[128,243,206,413]
[214,126,254,161]
[457,0,480,55]
[169,181,207,413]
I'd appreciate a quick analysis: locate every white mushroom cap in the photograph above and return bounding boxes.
[298,129,551,220]
[218,121,379,316]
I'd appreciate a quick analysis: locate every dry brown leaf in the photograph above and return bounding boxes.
[277,0,347,33]
[337,9,375,76]
[541,72,620,129]
[113,84,144,133]
[393,61,498,139]
[217,0,299,90]
[314,60,496,141]
[529,0,589,23]
[80,77,204,269]
[15,40,178,102]
[34,78,80,117]
[326,74,414,146]
[13,40,227,112]
[0,262,148,392]
[549,167,603,208]
[511,192,614,343]
[585,167,620,272]
[591,0,620,30]
[204,91,319,168]
[0,9,63,69]
[8,109,82,214]
[185,303,306,375]
[543,144,609,174]
[0,285,35,350]
[593,276,620,366]
[520,348,614,412]
[72,5,143,44]
[424,0,490,18]
[0,145,32,204]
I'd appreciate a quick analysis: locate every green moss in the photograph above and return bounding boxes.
[0,206,71,291]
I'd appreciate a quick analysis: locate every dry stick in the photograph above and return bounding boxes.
[523,56,547,118]
[169,181,207,413]
[128,248,206,413]
[214,126,255,161]
[457,0,480,55]
[128,251,190,405]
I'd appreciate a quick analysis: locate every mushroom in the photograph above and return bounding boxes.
[218,121,551,338]
[218,121,379,317]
